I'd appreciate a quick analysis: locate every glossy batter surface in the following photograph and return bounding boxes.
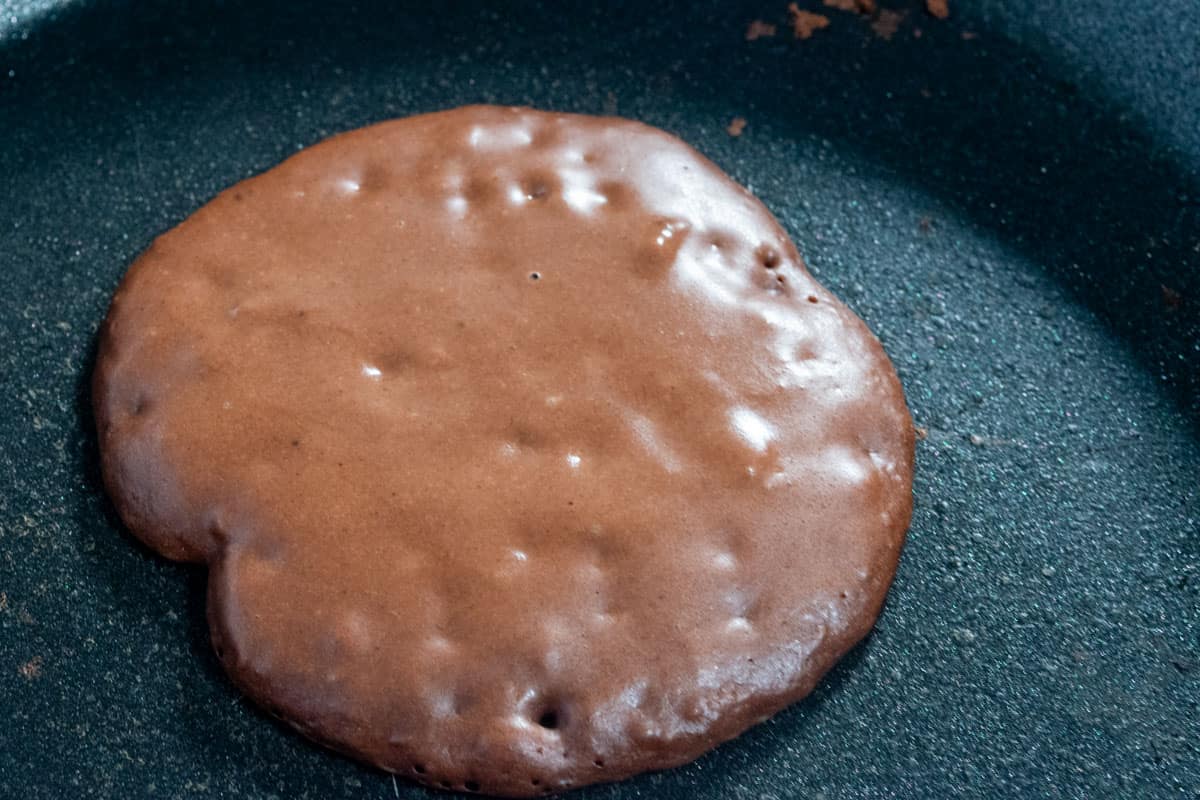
[93,106,914,796]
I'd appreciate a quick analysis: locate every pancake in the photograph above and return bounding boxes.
[93,106,914,796]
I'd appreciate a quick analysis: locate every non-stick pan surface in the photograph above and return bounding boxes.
[1,1,1197,797]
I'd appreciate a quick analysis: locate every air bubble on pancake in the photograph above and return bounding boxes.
[337,178,361,194]
[430,689,458,718]
[635,217,690,279]
[724,588,759,619]
[339,609,374,653]
[507,184,529,205]
[764,471,792,489]
[446,196,468,216]
[565,453,582,469]
[756,244,782,269]
[712,552,737,571]
[626,411,683,473]
[467,124,533,150]
[674,236,742,306]
[825,446,871,486]
[511,549,529,563]
[706,231,734,252]
[729,406,775,453]
[726,617,753,634]
[360,363,382,380]
[427,635,454,653]
[655,220,687,248]
[562,184,607,214]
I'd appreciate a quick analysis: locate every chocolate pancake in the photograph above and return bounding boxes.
[93,106,914,796]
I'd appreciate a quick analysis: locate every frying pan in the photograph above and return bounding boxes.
[2,0,1197,797]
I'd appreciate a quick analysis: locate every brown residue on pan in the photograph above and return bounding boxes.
[788,4,831,39]
[727,117,748,137]
[745,19,778,40]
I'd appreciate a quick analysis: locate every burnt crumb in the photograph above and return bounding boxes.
[745,19,777,40]
[915,426,929,441]
[823,0,876,14]
[787,4,831,39]
[871,9,905,40]
[925,0,950,19]
[726,117,748,137]
[18,655,43,680]
[1162,285,1183,310]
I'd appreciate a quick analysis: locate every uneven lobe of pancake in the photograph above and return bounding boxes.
[93,106,914,797]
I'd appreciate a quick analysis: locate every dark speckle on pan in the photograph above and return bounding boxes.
[0,0,1196,798]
